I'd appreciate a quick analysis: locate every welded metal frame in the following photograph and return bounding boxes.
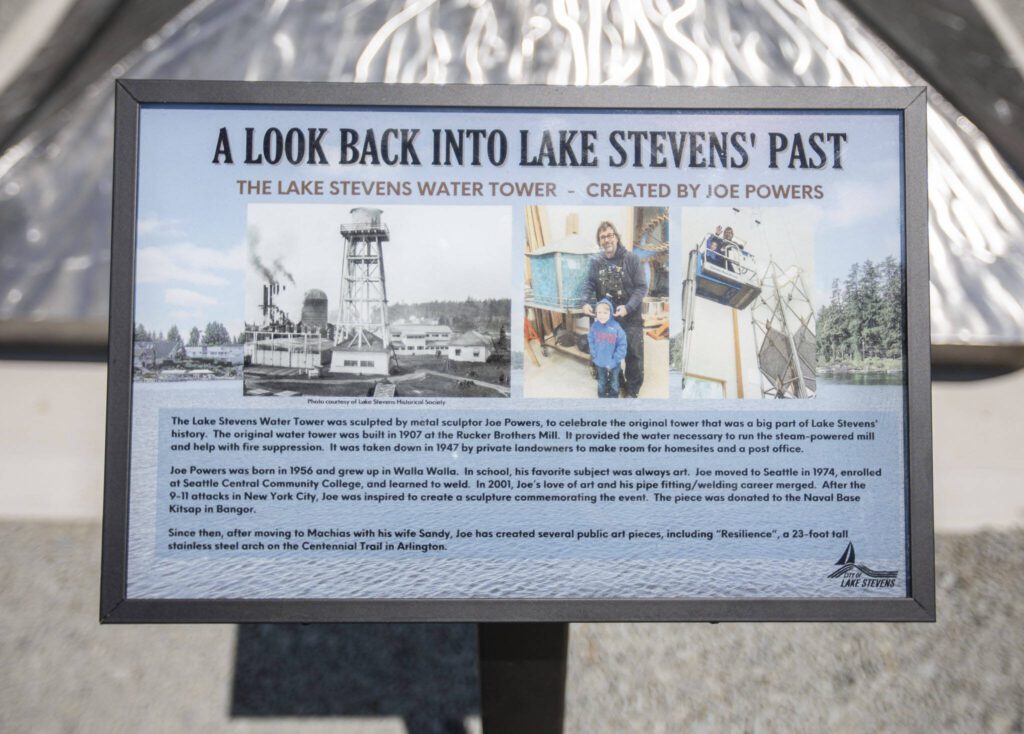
[103,80,933,623]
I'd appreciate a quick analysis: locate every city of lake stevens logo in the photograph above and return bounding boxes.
[828,543,898,588]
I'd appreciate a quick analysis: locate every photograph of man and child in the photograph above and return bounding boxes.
[582,221,647,398]
[523,206,670,400]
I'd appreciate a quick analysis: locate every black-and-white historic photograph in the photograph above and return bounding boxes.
[243,204,511,398]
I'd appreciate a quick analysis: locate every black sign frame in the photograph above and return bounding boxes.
[102,80,933,623]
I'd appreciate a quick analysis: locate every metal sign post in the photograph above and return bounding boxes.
[479,623,569,734]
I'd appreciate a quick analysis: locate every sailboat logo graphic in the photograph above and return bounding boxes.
[828,542,899,583]
[836,542,856,565]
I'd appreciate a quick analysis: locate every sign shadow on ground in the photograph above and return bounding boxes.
[231,623,479,733]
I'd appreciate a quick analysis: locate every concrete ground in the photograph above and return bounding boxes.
[2,360,1024,733]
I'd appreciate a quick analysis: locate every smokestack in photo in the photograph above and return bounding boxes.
[301,289,329,331]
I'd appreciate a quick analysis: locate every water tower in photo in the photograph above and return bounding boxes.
[331,207,393,375]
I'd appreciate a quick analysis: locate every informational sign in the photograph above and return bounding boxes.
[102,82,933,622]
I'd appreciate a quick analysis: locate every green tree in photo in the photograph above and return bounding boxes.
[858,260,883,358]
[817,258,904,369]
[880,255,903,355]
[202,321,231,346]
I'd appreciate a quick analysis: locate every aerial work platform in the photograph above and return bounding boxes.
[694,234,761,310]
[679,233,765,396]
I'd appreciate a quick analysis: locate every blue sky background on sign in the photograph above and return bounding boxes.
[134,106,901,337]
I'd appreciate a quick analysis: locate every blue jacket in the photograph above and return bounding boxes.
[588,299,628,369]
